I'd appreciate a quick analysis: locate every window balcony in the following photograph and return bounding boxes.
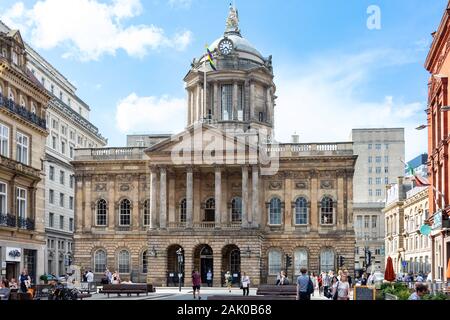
[0,93,47,130]
[0,214,34,231]
[0,213,17,228]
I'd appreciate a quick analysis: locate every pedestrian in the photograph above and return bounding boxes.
[275,272,281,285]
[426,271,432,282]
[112,271,120,284]
[296,267,314,300]
[330,276,339,300]
[82,270,88,282]
[322,271,331,298]
[225,271,233,292]
[332,273,350,300]
[318,272,323,296]
[408,283,428,300]
[241,272,250,296]
[310,272,317,296]
[8,278,18,290]
[416,273,424,282]
[361,273,368,286]
[86,270,94,283]
[206,269,213,287]
[19,269,31,294]
[278,271,290,285]
[192,270,202,300]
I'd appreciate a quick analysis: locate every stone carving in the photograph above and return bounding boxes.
[93,175,108,182]
[269,181,282,190]
[231,182,242,190]
[117,174,133,182]
[226,4,239,32]
[95,183,107,192]
[320,180,334,189]
[295,181,308,189]
[119,184,130,192]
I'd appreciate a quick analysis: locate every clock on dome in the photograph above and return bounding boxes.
[218,38,234,55]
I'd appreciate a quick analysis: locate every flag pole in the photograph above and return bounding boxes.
[204,59,207,122]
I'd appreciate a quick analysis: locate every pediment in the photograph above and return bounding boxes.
[145,123,259,166]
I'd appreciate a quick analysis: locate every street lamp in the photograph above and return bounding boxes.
[415,125,429,131]
[176,248,184,292]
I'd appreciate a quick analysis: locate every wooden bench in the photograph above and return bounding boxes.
[76,293,92,300]
[256,285,298,296]
[99,284,154,298]
[208,295,296,301]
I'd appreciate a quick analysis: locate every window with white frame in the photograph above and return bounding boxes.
[70,176,74,189]
[294,197,308,225]
[61,140,66,155]
[320,248,335,273]
[231,197,242,222]
[0,182,7,215]
[96,199,107,226]
[59,193,64,207]
[69,218,73,232]
[376,156,381,163]
[69,145,74,159]
[179,199,186,223]
[221,84,233,120]
[119,199,131,226]
[16,187,27,219]
[368,189,373,197]
[294,248,308,274]
[141,250,148,273]
[375,144,381,150]
[143,200,150,226]
[49,166,54,181]
[268,249,282,275]
[69,196,74,210]
[376,177,381,185]
[376,189,382,197]
[16,132,29,165]
[0,122,9,157]
[52,136,57,150]
[94,250,106,273]
[49,213,54,228]
[60,170,65,185]
[49,189,54,204]
[269,198,282,225]
[320,197,334,225]
[118,250,130,273]
[59,215,64,229]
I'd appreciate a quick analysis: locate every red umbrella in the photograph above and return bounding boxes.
[385,257,396,282]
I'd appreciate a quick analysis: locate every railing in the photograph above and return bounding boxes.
[223,222,243,230]
[0,213,17,228]
[193,222,216,229]
[167,222,186,229]
[74,147,147,161]
[0,93,47,130]
[0,214,34,230]
[264,143,353,157]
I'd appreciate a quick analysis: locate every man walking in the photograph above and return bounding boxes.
[297,268,314,300]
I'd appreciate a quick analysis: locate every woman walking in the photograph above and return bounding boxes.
[241,272,250,296]
[332,273,350,300]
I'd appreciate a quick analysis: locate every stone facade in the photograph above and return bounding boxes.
[0,29,51,283]
[72,6,357,286]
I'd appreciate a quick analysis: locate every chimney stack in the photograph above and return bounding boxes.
[292,133,299,144]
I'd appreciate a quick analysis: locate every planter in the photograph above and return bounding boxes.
[384,293,399,300]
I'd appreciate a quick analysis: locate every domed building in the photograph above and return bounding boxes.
[72,6,356,286]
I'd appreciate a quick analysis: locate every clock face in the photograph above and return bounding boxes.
[219,39,234,55]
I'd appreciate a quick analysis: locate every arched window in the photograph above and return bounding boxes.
[141,250,148,274]
[320,248,335,273]
[320,197,334,225]
[295,197,308,225]
[180,199,187,223]
[31,102,36,114]
[231,197,242,222]
[96,199,107,226]
[143,200,150,226]
[20,96,25,108]
[8,88,14,102]
[206,198,215,210]
[118,250,130,273]
[294,248,308,275]
[119,199,131,226]
[204,198,215,222]
[269,198,282,225]
[268,249,282,275]
[94,249,106,273]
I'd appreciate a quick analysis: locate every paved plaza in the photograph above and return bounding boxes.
[84,287,344,301]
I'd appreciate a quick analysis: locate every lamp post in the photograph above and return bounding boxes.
[176,248,184,292]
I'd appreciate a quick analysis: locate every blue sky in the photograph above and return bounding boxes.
[0,0,446,161]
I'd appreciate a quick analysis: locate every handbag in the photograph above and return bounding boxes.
[307,278,314,295]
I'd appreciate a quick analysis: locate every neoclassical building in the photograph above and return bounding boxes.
[73,6,356,286]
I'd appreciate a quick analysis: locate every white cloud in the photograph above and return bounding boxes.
[274,48,427,161]
[115,93,186,134]
[0,0,193,61]
[168,0,192,9]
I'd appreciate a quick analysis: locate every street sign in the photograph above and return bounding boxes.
[420,224,432,235]
[402,261,407,268]
[432,212,442,230]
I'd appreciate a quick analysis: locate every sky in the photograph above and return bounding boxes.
[0,0,446,161]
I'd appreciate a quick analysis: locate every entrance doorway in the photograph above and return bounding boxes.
[222,245,241,286]
[194,244,213,284]
[6,262,19,281]
[167,245,184,287]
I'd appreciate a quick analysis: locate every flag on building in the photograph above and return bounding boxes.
[206,46,217,71]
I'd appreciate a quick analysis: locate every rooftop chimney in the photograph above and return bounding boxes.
[292,133,299,144]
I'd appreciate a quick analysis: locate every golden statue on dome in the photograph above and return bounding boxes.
[225,3,240,34]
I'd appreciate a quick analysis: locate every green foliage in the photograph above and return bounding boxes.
[381,283,411,300]
[422,293,449,300]
[39,275,47,281]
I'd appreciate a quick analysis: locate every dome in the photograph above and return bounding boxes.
[209,34,263,59]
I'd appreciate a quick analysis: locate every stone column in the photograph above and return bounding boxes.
[337,171,344,229]
[250,81,256,121]
[214,82,219,120]
[131,175,139,230]
[242,166,249,228]
[232,82,238,120]
[213,251,222,287]
[149,167,158,229]
[160,167,167,229]
[266,87,272,123]
[75,176,83,230]
[186,167,193,229]
[168,173,175,225]
[310,170,318,231]
[251,166,259,228]
[85,178,92,229]
[196,84,202,123]
[187,90,192,126]
[29,187,36,221]
[285,174,293,230]
[107,175,115,229]
[215,167,222,228]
